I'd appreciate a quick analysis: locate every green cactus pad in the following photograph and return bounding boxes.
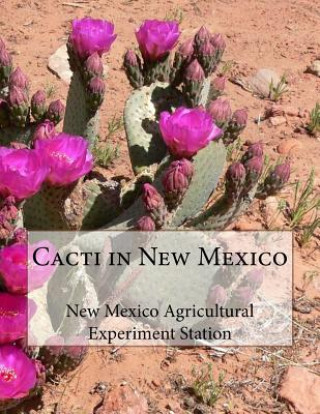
[171,140,227,227]
[23,183,82,230]
[81,178,122,229]
[0,125,35,146]
[124,82,184,174]
[63,71,99,147]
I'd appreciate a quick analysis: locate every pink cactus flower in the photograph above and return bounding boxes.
[35,133,93,186]
[0,241,57,295]
[69,17,117,59]
[0,294,36,345]
[0,147,48,200]
[0,345,37,400]
[136,20,180,61]
[159,107,222,158]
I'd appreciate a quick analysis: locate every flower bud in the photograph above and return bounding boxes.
[241,141,263,163]
[31,90,47,121]
[9,67,29,91]
[197,39,217,76]
[208,98,232,127]
[206,284,227,307]
[1,196,18,221]
[7,86,29,127]
[184,59,205,82]
[136,215,156,231]
[263,161,290,195]
[84,52,104,78]
[178,38,194,59]
[32,120,56,143]
[244,155,263,181]
[194,26,211,52]
[0,46,12,87]
[232,108,248,128]
[46,99,65,125]
[142,183,167,228]
[210,75,226,99]
[211,33,226,61]
[183,59,205,107]
[162,161,191,208]
[13,227,28,244]
[123,50,143,89]
[224,108,248,145]
[0,214,13,240]
[86,77,105,111]
[273,162,290,184]
[225,161,246,202]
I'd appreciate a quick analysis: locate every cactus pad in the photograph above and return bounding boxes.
[63,71,99,147]
[124,81,184,174]
[171,140,227,227]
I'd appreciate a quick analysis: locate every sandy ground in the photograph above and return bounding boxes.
[1,0,320,412]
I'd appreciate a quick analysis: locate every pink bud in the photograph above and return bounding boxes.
[1,196,18,220]
[178,38,194,57]
[9,67,29,90]
[194,26,211,50]
[273,162,290,184]
[206,284,227,307]
[88,77,105,95]
[47,99,65,124]
[136,215,156,231]
[247,141,263,158]
[212,76,226,92]
[245,156,263,177]
[184,59,205,82]
[0,46,12,67]
[7,86,28,108]
[232,108,248,127]
[142,184,164,212]
[162,162,189,196]
[208,98,232,123]
[85,52,104,77]
[13,228,27,244]
[226,162,246,183]
[124,50,139,67]
[31,90,47,120]
[211,33,226,52]
[198,38,215,56]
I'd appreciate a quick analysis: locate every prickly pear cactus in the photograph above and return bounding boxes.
[124,82,184,174]
[63,71,99,148]
[0,125,35,146]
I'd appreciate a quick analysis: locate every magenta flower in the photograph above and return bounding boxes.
[0,241,57,295]
[0,147,48,200]
[0,345,37,400]
[0,294,36,345]
[136,20,180,61]
[69,17,117,59]
[159,107,222,158]
[35,133,93,186]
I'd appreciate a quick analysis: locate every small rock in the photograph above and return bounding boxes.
[277,139,302,154]
[306,60,320,77]
[262,196,286,229]
[48,45,72,85]
[247,68,281,98]
[279,366,320,414]
[269,116,287,126]
[96,385,148,414]
[233,218,262,231]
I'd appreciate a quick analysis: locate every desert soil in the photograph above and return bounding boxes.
[1,0,320,413]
